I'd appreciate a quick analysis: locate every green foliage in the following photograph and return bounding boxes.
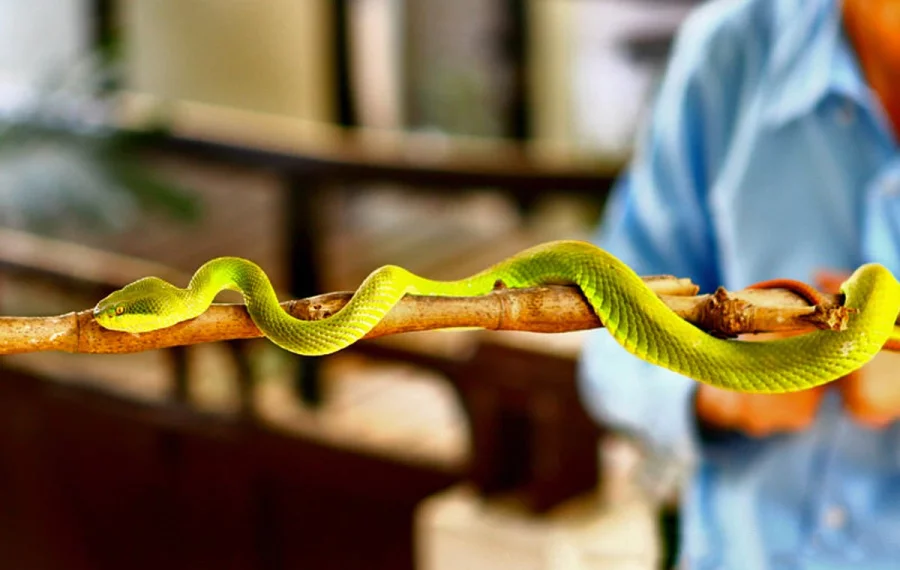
[0,57,201,236]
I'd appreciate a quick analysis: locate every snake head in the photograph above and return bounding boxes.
[93,277,187,333]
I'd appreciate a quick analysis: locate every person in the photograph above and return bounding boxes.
[577,0,900,568]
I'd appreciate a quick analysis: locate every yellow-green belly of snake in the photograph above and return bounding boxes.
[93,240,900,394]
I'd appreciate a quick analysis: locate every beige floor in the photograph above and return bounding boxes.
[416,437,663,570]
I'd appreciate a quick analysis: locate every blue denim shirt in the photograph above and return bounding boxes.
[576,1,900,568]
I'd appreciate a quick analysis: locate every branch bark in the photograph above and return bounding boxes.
[0,276,861,356]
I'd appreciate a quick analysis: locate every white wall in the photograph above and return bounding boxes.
[0,0,90,106]
[531,0,693,153]
[569,0,694,153]
[120,0,336,122]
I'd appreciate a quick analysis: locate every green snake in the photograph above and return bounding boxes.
[93,240,900,394]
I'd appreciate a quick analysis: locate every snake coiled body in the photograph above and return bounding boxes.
[94,240,900,394]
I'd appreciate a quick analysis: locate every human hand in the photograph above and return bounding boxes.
[695,331,828,437]
[837,363,900,429]
[816,269,900,429]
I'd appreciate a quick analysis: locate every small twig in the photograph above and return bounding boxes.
[0,275,865,356]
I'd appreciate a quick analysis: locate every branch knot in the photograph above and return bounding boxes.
[698,287,751,338]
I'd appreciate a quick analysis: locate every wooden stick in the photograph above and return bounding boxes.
[0,276,860,356]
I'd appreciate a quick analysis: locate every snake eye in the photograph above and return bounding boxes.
[115,305,125,316]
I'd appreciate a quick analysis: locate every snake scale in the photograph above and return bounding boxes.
[93,240,900,394]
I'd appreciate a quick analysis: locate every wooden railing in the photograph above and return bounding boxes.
[116,93,624,408]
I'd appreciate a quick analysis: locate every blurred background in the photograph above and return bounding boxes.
[0,1,700,569]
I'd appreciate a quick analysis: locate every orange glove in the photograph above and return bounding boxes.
[816,269,900,429]
[695,331,828,438]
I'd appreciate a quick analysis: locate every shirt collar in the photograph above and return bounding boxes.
[761,0,870,127]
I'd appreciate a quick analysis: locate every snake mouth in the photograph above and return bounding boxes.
[92,304,116,322]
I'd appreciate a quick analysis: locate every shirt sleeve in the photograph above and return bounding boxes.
[577,7,736,464]
[862,160,900,273]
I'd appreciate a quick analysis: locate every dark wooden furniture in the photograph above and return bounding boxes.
[0,366,458,570]
[356,338,603,514]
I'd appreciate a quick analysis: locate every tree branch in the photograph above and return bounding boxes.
[0,276,865,356]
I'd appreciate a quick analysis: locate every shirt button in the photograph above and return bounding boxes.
[881,178,900,196]
[821,505,847,530]
[834,101,856,126]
